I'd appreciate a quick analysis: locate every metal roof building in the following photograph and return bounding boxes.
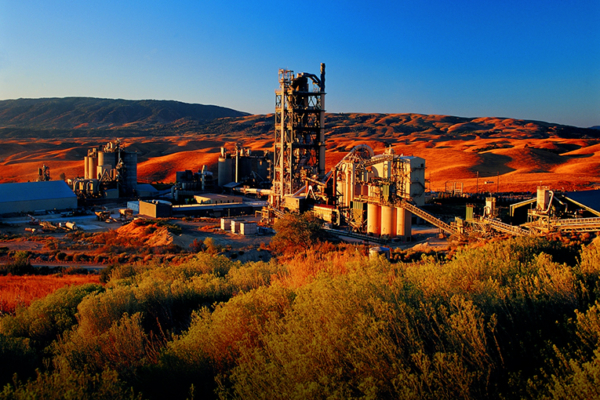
[0,181,77,215]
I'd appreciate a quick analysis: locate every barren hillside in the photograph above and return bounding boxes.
[1,98,599,192]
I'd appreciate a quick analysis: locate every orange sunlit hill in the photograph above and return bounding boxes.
[1,112,599,192]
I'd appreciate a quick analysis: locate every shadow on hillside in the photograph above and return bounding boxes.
[472,153,515,176]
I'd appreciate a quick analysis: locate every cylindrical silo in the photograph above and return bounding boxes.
[98,151,117,170]
[537,186,550,211]
[218,156,233,187]
[84,156,89,179]
[367,203,381,236]
[396,207,412,240]
[122,151,137,195]
[381,205,396,238]
[97,151,105,169]
[89,156,98,180]
[345,174,352,207]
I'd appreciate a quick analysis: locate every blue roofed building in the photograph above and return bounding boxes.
[0,181,77,215]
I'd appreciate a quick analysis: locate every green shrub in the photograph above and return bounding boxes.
[0,251,34,275]
[0,284,104,349]
[53,313,156,376]
[226,260,284,292]
[0,368,141,400]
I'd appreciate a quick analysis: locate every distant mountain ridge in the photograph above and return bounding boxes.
[0,97,597,141]
[0,97,249,130]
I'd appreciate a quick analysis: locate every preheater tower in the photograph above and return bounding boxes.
[272,64,326,210]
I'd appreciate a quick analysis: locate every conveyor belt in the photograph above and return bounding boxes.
[400,200,456,234]
[553,217,600,233]
[482,217,529,236]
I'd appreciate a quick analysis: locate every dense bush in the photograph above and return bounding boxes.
[0,283,104,349]
[1,236,600,399]
[0,251,34,275]
[270,212,328,256]
[0,368,141,400]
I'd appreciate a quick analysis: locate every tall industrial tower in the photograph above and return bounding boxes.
[272,63,326,210]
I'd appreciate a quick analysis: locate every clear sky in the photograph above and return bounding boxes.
[0,0,598,127]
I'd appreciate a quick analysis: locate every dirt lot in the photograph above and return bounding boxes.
[0,212,275,267]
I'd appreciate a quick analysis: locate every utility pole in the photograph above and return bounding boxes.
[476,171,479,194]
[496,171,499,194]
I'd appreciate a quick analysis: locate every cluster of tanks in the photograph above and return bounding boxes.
[70,139,138,199]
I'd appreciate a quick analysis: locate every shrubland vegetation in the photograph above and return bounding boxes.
[1,214,600,399]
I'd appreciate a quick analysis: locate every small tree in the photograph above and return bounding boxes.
[59,172,66,181]
[189,238,204,253]
[203,237,222,254]
[270,212,327,256]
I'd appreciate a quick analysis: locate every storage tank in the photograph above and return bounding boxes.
[97,151,105,169]
[537,186,550,211]
[90,156,98,180]
[380,205,396,238]
[218,156,233,187]
[367,203,381,236]
[396,207,412,239]
[84,156,89,179]
[122,151,138,195]
[485,197,497,217]
[98,151,117,170]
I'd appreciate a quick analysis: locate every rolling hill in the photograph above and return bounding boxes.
[1,97,600,192]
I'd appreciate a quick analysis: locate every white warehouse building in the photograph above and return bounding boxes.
[0,181,77,215]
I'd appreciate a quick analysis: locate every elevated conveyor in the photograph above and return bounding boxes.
[553,217,600,233]
[399,200,457,234]
[481,217,529,236]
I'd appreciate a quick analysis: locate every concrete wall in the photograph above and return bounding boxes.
[0,198,77,215]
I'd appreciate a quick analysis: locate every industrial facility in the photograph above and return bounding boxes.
[251,64,427,241]
[247,63,600,242]
[5,64,600,244]
[70,139,137,199]
[218,144,271,189]
[171,166,214,202]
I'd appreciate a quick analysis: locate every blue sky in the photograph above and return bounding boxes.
[0,0,598,127]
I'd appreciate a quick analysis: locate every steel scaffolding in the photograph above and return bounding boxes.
[272,64,326,210]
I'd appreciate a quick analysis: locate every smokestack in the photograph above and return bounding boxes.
[320,63,325,91]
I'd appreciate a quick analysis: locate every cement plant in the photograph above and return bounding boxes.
[2,64,600,247]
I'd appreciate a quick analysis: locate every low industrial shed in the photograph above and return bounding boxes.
[0,181,77,215]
